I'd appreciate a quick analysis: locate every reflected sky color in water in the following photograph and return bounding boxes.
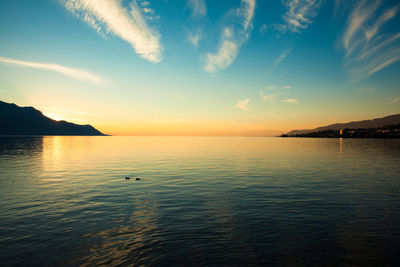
[0,137,400,265]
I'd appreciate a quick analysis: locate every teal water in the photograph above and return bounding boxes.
[0,136,399,266]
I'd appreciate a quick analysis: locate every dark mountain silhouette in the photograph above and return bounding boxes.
[0,100,106,136]
[285,114,400,136]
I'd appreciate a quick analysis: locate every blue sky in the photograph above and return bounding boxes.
[0,0,399,135]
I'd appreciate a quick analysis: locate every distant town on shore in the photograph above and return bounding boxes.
[282,114,400,138]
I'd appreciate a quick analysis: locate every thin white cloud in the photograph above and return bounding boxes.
[188,32,200,47]
[277,0,322,34]
[283,98,299,104]
[204,32,238,73]
[271,0,321,68]
[390,96,400,104]
[260,85,294,102]
[203,0,256,73]
[341,1,400,81]
[0,56,103,84]
[187,0,206,18]
[365,5,398,42]
[186,0,206,48]
[274,48,292,68]
[239,0,256,31]
[265,85,291,90]
[143,7,153,14]
[63,0,162,63]
[142,5,160,21]
[367,56,400,76]
[260,91,278,102]
[342,1,380,53]
[237,98,250,111]
[356,33,400,62]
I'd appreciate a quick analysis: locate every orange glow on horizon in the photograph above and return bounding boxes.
[96,121,287,137]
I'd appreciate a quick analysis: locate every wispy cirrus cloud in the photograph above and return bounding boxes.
[271,0,322,68]
[260,85,296,103]
[390,96,400,104]
[0,56,103,84]
[340,0,400,81]
[186,0,206,47]
[203,28,239,73]
[63,0,162,63]
[203,0,256,73]
[237,98,250,111]
[187,0,207,18]
[276,0,322,34]
[260,91,279,102]
[265,85,291,90]
[188,32,201,47]
[141,3,160,21]
[274,48,292,67]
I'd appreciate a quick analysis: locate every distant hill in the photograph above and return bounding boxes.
[0,100,106,136]
[286,114,400,136]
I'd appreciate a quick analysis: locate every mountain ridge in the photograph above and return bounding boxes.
[0,100,106,136]
[286,114,400,136]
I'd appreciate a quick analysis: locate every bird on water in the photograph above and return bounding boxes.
[125,177,141,181]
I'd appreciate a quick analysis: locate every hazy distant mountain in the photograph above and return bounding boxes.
[286,114,400,136]
[0,100,106,136]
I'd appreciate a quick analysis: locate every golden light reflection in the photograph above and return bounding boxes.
[42,136,95,173]
[77,199,160,265]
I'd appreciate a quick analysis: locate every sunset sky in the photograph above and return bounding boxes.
[0,0,399,136]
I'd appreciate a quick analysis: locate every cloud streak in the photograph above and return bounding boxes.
[237,98,250,111]
[188,32,200,47]
[277,0,322,34]
[63,0,162,63]
[341,0,400,81]
[203,0,256,73]
[260,85,296,103]
[283,98,299,104]
[260,91,278,102]
[187,0,206,18]
[274,48,292,67]
[186,0,206,48]
[0,56,103,84]
[390,96,400,104]
[272,0,322,68]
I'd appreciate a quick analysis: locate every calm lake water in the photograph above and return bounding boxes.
[0,136,399,266]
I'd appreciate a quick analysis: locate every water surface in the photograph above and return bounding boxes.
[0,136,399,266]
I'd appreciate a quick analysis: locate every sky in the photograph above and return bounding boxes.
[0,0,399,136]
